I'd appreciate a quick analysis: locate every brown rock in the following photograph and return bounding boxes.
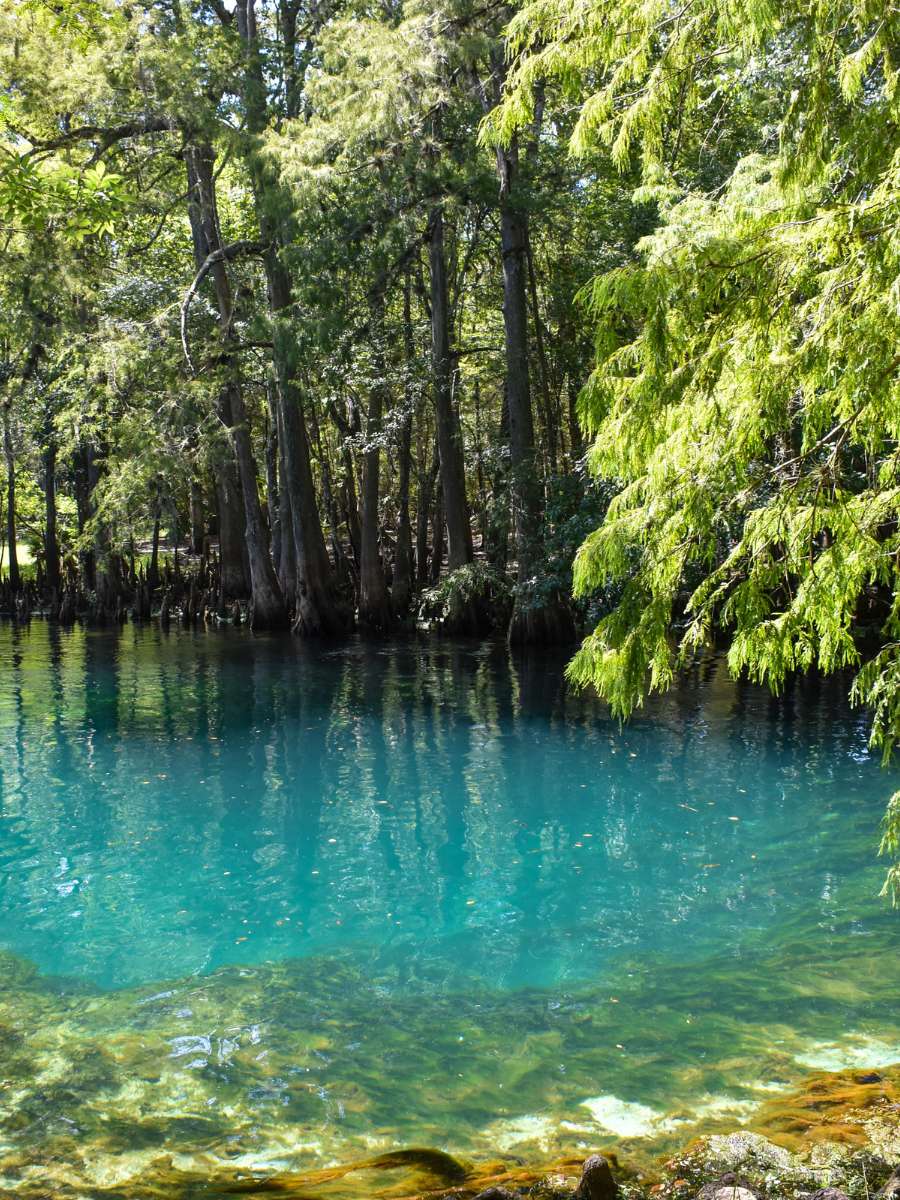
[697,1177,758,1200]
[576,1154,618,1200]
[879,1173,900,1200]
[711,1188,757,1200]
[473,1189,518,1200]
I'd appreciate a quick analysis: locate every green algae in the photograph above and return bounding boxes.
[0,930,897,1200]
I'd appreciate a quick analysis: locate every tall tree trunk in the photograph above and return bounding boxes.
[184,151,249,602]
[416,437,440,591]
[215,459,251,600]
[264,385,280,573]
[2,405,20,593]
[148,497,161,595]
[185,142,286,629]
[392,277,415,616]
[274,398,298,604]
[73,441,97,592]
[358,290,392,633]
[189,479,205,556]
[567,374,583,462]
[330,398,362,571]
[223,377,287,628]
[311,398,353,591]
[43,433,60,598]
[430,480,444,585]
[485,387,511,570]
[234,0,348,636]
[496,135,573,645]
[429,204,472,571]
[526,237,558,475]
[279,371,346,634]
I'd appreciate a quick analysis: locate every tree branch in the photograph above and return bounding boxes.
[180,240,269,371]
[21,115,177,158]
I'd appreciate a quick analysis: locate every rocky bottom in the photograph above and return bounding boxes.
[0,936,898,1199]
[2,1062,898,1198]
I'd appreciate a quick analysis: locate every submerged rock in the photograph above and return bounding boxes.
[709,1188,757,1200]
[697,1175,759,1200]
[575,1154,618,1200]
[0,949,38,991]
[702,1132,801,1175]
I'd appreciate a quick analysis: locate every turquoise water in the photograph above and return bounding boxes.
[0,623,897,1193]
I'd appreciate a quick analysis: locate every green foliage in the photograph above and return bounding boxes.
[879,792,900,906]
[419,562,512,630]
[497,0,900,895]
[0,154,125,241]
[516,469,616,627]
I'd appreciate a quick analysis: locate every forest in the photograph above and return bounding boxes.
[2,0,900,895]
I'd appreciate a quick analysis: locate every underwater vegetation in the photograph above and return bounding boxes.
[0,936,897,1199]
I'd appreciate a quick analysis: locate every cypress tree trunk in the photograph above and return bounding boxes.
[526,238,558,475]
[429,204,472,571]
[223,377,287,629]
[330,399,362,572]
[43,435,60,599]
[416,438,440,591]
[393,416,414,614]
[496,136,574,645]
[567,375,583,462]
[430,481,444,585]
[215,458,251,601]
[485,387,511,570]
[264,386,280,573]
[279,369,346,635]
[73,442,97,593]
[311,398,353,591]
[274,399,298,604]
[148,500,161,595]
[2,405,20,593]
[185,142,286,629]
[234,0,349,636]
[358,291,392,633]
[184,151,250,602]
[392,275,415,616]
[189,480,205,556]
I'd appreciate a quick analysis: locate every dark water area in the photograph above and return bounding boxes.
[0,624,896,1193]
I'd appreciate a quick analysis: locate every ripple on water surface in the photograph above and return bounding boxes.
[0,623,897,1189]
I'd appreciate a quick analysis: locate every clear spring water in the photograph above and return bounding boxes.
[0,623,897,1192]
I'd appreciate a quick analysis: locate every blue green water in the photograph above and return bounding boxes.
[0,623,897,1193]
